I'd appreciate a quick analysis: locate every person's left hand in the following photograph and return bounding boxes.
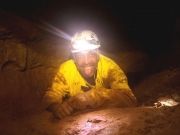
[67,90,100,111]
[52,101,74,119]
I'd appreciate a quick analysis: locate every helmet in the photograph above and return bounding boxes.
[71,30,100,53]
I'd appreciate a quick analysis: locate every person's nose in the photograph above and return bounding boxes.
[84,55,89,64]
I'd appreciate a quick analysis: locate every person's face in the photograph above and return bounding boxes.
[73,50,99,78]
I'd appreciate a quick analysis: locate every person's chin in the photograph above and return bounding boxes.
[84,73,94,78]
[85,67,95,74]
[79,66,95,78]
[82,70,93,77]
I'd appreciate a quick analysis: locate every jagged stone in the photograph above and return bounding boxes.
[0,39,27,71]
[134,68,180,105]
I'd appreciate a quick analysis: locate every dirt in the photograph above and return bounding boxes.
[1,106,180,135]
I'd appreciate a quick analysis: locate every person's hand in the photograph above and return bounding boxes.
[69,88,137,110]
[50,102,74,119]
[68,90,101,110]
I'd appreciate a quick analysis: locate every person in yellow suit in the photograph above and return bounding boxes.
[43,30,137,119]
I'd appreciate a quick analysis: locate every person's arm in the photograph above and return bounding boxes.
[105,61,137,106]
[42,67,73,113]
[66,87,137,111]
[65,61,137,111]
[45,60,137,119]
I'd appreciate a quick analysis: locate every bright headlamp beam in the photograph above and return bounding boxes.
[38,21,72,41]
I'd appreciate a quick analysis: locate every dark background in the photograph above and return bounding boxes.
[0,0,178,57]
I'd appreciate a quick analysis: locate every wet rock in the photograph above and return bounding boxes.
[134,68,180,105]
[2,106,178,135]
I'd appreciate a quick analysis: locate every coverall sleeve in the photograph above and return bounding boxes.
[67,61,137,111]
[107,61,136,98]
[43,67,69,109]
[104,61,137,105]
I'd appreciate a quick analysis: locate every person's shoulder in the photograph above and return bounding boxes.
[99,54,123,71]
[61,59,74,66]
[99,54,117,65]
[59,59,76,71]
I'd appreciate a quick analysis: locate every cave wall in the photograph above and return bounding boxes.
[0,12,71,117]
[0,11,151,118]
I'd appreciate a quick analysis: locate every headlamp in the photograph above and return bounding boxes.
[71,39,100,53]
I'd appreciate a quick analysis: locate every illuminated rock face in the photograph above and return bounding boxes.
[134,69,180,106]
[1,106,180,135]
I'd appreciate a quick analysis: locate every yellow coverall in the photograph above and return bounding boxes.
[44,54,137,110]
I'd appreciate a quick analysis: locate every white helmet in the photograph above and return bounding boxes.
[71,30,100,53]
